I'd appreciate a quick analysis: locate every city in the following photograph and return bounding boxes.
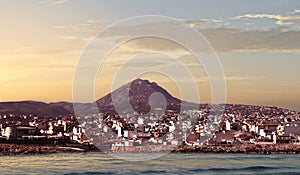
[0,103,299,154]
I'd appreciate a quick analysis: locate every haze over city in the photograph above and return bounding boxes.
[0,0,299,111]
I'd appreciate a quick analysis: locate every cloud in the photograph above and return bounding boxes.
[39,0,71,5]
[52,0,70,4]
[200,28,300,53]
[276,20,300,25]
[185,19,229,29]
[61,36,79,40]
[55,15,300,54]
[233,10,300,27]
[184,10,300,29]
[110,59,172,69]
[120,37,187,53]
[233,13,300,21]
[114,27,300,54]
[88,18,108,24]
[54,23,104,44]
[225,75,259,81]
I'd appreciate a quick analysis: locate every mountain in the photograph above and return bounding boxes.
[0,78,199,117]
[0,101,72,117]
[0,78,298,117]
[96,78,194,114]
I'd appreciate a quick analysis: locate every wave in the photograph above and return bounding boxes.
[140,170,168,173]
[63,172,115,175]
[188,165,290,172]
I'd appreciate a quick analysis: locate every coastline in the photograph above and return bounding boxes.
[0,143,100,155]
[174,144,300,154]
[1,143,300,155]
[110,144,300,154]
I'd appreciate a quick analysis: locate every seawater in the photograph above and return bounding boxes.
[1,153,300,175]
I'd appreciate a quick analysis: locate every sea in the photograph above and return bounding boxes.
[1,153,300,175]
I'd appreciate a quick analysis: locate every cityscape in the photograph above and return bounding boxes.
[0,79,299,155]
[1,0,300,174]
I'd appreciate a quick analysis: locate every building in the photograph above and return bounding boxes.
[1,126,37,140]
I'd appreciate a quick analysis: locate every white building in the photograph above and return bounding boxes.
[225,120,231,131]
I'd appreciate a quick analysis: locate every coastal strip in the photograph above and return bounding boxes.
[106,144,300,154]
[1,143,300,155]
[0,143,99,155]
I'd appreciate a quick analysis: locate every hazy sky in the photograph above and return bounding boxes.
[0,0,300,110]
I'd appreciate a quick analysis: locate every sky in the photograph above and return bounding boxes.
[0,0,300,111]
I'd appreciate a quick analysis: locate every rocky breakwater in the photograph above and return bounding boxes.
[0,144,94,155]
[175,144,300,154]
[111,145,176,153]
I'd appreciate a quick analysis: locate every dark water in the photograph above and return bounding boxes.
[1,153,300,175]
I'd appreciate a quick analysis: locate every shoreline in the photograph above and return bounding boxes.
[174,144,300,154]
[110,144,300,154]
[0,143,100,156]
[1,143,300,155]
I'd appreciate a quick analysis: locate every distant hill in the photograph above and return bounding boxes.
[0,101,72,117]
[0,78,298,117]
[0,78,199,116]
[96,78,196,114]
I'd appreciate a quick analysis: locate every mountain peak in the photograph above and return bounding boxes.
[133,77,144,81]
[131,78,150,84]
[130,78,157,88]
[96,79,182,114]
